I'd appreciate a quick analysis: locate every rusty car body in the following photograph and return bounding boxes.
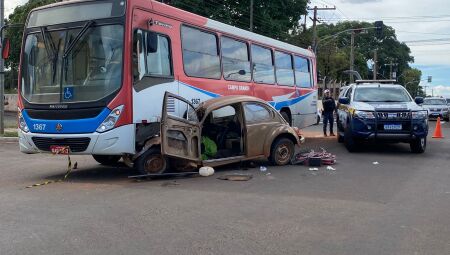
[134,92,303,174]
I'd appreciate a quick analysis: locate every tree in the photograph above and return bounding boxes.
[5,0,62,72]
[296,21,415,83]
[168,0,308,42]
[401,68,423,97]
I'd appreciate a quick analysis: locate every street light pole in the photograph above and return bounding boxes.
[350,31,355,83]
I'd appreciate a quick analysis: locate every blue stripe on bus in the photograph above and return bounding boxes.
[270,92,314,110]
[180,82,221,98]
[180,81,313,110]
[22,108,111,134]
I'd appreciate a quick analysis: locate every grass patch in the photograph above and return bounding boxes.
[2,131,18,137]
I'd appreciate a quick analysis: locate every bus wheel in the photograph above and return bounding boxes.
[135,148,168,175]
[281,111,291,125]
[92,155,121,165]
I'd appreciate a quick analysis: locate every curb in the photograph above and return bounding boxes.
[0,137,19,142]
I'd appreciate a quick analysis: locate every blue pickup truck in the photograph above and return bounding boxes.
[337,82,428,153]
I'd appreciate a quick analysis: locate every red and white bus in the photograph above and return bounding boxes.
[15,0,317,165]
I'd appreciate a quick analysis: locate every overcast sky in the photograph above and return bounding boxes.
[6,0,450,97]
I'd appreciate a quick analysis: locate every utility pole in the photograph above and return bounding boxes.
[249,0,254,32]
[308,5,336,51]
[385,61,398,80]
[373,49,377,80]
[350,31,355,83]
[0,0,5,135]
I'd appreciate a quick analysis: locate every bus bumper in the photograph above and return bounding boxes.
[18,124,136,155]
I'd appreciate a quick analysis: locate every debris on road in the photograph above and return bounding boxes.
[161,181,180,187]
[259,166,268,172]
[292,148,336,166]
[373,162,380,165]
[326,166,336,171]
[218,174,253,181]
[199,166,215,177]
[309,168,319,171]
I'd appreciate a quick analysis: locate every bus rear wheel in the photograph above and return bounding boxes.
[92,155,121,165]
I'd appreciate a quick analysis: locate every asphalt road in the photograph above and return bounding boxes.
[0,122,449,255]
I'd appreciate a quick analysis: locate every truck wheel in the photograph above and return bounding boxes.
[410,137,426,153]
[445,117,449,122]
[92,155,121,165]
[135,147,168,175]
[269,138,294,166]
[344,126,358,152]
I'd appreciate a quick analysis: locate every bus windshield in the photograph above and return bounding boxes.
[21,24,124,104]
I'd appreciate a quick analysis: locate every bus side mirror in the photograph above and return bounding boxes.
[146,32,158,53]
[415,97,424,105]
[1,38,10,59]
[338,97,350,105]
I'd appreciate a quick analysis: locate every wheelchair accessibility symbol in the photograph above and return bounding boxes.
[64,87,74,100]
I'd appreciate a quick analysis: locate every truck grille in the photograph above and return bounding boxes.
[32,137,91,152]
[376,111,411,120]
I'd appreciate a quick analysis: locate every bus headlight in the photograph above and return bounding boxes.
[412,110,428,120]
[97,105,124,133]
[354,110,375,119]
[18,109,29,133]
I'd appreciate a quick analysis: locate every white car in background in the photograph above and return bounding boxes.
[421,97,449,121]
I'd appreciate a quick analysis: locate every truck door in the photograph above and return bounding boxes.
[161,92,201,162]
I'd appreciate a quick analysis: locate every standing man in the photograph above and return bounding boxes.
[322,89,336,137]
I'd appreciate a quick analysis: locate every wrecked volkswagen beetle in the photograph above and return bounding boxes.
[134,92,303,175]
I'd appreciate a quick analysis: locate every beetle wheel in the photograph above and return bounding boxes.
[269,138,294,166]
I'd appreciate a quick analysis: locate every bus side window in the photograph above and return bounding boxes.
[181,26,221,79]
[221,36,251,82]
[275,51,295,86]
[133,29,173,82]
[294,56,312,88]
[251,44,275,84]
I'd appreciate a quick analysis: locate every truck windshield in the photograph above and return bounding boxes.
[353,86,412,103]
[423,99,447,105]
[21,24,123,104]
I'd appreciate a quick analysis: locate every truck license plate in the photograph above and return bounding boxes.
[384,124,402,130]
[50,145,70,155]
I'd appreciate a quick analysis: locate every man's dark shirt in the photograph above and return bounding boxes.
[322,96,336,113]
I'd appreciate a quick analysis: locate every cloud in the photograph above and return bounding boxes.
[430,85,450,98]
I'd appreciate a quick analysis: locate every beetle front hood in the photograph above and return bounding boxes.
[352,101,423,111]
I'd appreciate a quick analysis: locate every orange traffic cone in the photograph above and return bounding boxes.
[432,117,444,138]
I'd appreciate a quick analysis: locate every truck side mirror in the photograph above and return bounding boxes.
[415,97,424,105]
[338,97,350,105]
[1,38,10,59]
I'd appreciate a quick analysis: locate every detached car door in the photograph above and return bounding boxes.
[161,92,201,162]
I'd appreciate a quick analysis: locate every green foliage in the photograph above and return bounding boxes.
[5,0,62,71]
[400,68,423,97]
[296,21,414,83]
[168,0,308,42]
